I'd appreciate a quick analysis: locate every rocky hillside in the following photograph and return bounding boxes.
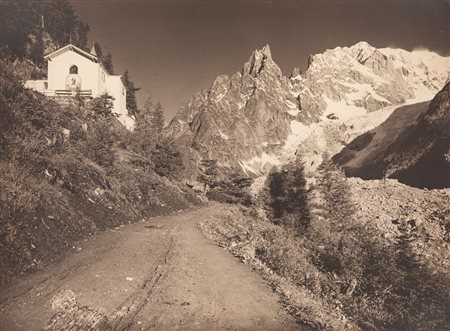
[168,42,449,177]
[333,82,450,188]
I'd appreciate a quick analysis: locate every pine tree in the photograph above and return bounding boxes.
[133,97,162,155]
[29,31,45,66]
[102,52,114,74]
[92,43,114,74]
[90,93,115,118]
[265,161,310,230]
[40,0,89,48]
[1,2,39,58]
[151,137,184,179]
[93,42,103,58]
[152,102,165,134]
[316,156,355,228]
[74,21,90,49]
[122,70,140,117]
[132,98,184,177]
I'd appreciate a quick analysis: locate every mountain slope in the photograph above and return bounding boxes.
[333,82,450,188]
[168,45,315,176]
[168,42,449,178]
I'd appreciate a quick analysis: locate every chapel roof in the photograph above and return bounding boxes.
[44,44,99,62]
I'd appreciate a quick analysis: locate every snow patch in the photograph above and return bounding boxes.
[240,152,280,176]
[214,90,227,102]
[279,100,398,168]
[286,99,299,115]
[342,82,392,105]
[323,97,367,121]
[282,120,316,157]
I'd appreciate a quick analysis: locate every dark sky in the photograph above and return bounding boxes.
[71,0,449,120]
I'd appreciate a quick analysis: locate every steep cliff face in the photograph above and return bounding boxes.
[168,45,317,176]
[168,42,449,177]
[333,82,450,188]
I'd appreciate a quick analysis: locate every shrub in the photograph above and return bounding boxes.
[206,175,253,206]
[197,159,219,190]
[151,137,185,179]
[82,119,116,167]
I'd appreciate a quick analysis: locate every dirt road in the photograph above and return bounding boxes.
[0,204,298,330]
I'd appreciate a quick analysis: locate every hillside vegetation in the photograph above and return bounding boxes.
[0,0,202,284]
[200,158,450,330]
[0,60,200,284]
[1,1,89,67]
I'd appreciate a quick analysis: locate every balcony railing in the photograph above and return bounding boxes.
[42,89,93,97]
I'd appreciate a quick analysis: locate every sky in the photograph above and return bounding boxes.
[71,0,449,121]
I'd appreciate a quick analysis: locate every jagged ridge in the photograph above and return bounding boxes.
[168,42,449,178]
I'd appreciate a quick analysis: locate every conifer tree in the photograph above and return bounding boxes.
[265,160,310,230]
[151,138,184,179]
[93,42,103,57]
[29,31,45,66]
[316,155,355,227]
[133,97,164,154]
[122,70,140,117]
[132,98,184,178]
[152,102,165,134]
[102,52,114,74]
[92,42,114,74]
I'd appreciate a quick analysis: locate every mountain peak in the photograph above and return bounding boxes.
[249,44,272,60]
[242,44,281,78]
[350,41,375,51]
[290,67,302,79]
[347,41,378,63]
[261,44,272,58]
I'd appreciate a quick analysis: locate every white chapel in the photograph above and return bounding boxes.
[25,44,134,129]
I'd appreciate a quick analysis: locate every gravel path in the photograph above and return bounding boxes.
[0,204,298,330]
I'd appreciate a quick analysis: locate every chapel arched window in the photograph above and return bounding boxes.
[69,65,78,74]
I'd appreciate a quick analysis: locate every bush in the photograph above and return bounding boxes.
[151,138,185,179]
[83,119,116,167]
[206,175,253,206]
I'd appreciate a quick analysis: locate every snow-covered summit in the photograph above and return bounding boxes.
[168,42,449,178]
[379,47,449,100]
[304,41,448,112]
